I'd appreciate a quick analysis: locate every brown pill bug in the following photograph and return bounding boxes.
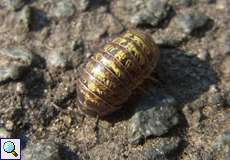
[76,29,160,117]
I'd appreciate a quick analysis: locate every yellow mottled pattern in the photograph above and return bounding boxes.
[126,43,145,65]
[105,44,136,71]
[87,62,107,85]
[125,59,132,68]
[105,79,112,88]
[113,37,127,44]
[80,87,99,107]
[113,50,126,61]
[112,37,145,65]
[82,74,110,99]
[123,32,151,55]
[95,51,123,78]
[86,61,114,89]
[99,55,122,78]
[88,82,103,96]
[104,44,117,53]
[95,52,103,59]
[124,32,147,48]
[77,30,160,116]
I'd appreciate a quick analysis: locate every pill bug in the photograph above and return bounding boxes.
[76,29,160,117]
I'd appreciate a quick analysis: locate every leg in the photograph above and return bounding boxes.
[136,86,152,96]
[146,76,159,83]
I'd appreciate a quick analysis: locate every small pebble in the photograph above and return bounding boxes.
[174,10,209,34]
[186,146,213,160]
[0,67,23,82]
[78,0,90,11]
[131,0,170,27]
[152,28,187,47]
[169,0,195,7]
[208,85,224,109]
[4,0,26,11]
[18,6,31,32]
[0,48,33,82]
[129,90,179,144]
[219,32,230,55]
[169,0,215,7]
[5,120,14,131]
[212,129,230,160]
[221,56,230,77]
[0,128,11,138]
[216,0,229,10]
[144,138,181,159]
[22,139,61,160]
[16,82,26,94]
[54,1,76,18]
[197,49,209,61]
[183,104,204,128]
[0,48,33,66]
[47,49,68,69]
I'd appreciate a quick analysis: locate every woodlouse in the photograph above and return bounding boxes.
[76,30,160,117]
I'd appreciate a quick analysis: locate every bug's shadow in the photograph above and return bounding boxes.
[59,145,80,160]
[104,47,218,123]
[156,48,217,104]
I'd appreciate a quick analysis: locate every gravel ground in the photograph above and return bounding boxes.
[0,0,230,160]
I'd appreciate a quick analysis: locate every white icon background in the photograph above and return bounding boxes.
[1,139,21,160]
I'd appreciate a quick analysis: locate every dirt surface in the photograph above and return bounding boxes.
[0,0,230,160]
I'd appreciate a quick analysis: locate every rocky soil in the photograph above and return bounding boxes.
[0,0,229,159]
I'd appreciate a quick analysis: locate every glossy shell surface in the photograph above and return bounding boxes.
[77,30,160,117]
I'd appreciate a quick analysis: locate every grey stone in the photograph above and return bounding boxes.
[219,32,230,55]
[186,146,213,160]
[5,120,14,131]
[216,0,230,10]
[129,91,179,144]
[221,56,230,78]
[0,48,33,66]
[174,11,209,34]
[153,34,186,46]
[76,12,124,42]
[170,0,198,6]
[0,48,33,82]
[144,138,181,160]
[22,140,61,160]
[169,0,214,7]
[0,67,24,82]
[54,0,76,18]
[78,0,90,12]
[0,128,11,138]
[131,0,170,27]
[4,0,26,11]
[16,82,26,94]
[183,104,204,128]
[212,129,230,160]
[197,49,209,61]
[208,85,224,109]
[153,29,188,47]
[47,49,68,69]
[18,6,31,32]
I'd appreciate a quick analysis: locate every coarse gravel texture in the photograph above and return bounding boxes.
[0,0,230,159]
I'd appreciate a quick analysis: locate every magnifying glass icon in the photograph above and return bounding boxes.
[3,141,18,157]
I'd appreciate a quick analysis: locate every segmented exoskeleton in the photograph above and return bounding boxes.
[76,30,160,117]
